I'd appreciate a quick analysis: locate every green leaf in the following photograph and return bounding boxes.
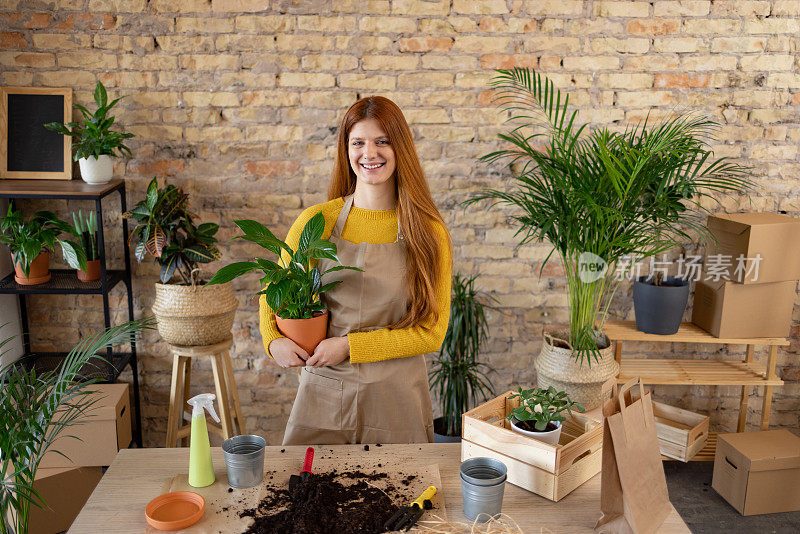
[94,81,108,108]
[298,211,325,252]
[145,177,159,211]
[207,261,259,285]
[183,244,221,263]
[160,254,178,283]
[234,219,292,256]
[58,239,88,271]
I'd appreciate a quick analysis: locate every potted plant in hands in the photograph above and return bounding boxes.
[44,81,134,184]
[0,318,150,534]
[466,67,752,408]
[124,177,233,346]
[0,206,75,285]
[506,386,584,445]
[429,273,496,443]
[207,212,362,354]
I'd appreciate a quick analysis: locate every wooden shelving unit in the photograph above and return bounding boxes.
[603,320,789,461]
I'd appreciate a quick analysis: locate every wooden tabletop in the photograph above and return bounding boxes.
[68,444,690,533]
[0,178,123,198]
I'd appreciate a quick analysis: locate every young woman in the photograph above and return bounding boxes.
[259,96,452,445]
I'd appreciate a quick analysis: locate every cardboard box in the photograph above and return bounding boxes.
[712,430,800,516]
[28,466,103,534]
[40,383,131,468]
[691,279,795,338]
[461,391,602,502]
[706,212,800,284]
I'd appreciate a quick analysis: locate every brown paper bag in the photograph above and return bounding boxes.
[594,378,671,534]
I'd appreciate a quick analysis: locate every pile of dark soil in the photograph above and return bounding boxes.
[240,469,417,534]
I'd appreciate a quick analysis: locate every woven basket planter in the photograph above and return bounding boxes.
[534,329,619,411]
[152,282,238,346]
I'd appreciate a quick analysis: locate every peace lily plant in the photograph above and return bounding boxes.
[466,67,752,408]
[207,212,362,353]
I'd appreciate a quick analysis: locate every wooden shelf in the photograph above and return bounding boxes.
[617,359,784,386]
[0,178,123,199]
[604,320,789,346]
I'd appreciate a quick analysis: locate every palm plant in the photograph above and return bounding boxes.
[0,318,151,534]
[428,274,496,437]
[466,68,753,363]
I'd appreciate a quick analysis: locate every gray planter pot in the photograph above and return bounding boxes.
[433,417,462,443]
[633,276,690,335]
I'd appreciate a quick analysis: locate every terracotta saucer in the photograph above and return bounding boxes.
[145,491,205,531]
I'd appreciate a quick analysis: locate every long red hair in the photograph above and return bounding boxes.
[328,96,450,329]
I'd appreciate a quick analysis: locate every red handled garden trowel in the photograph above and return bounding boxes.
[288,446,315,492]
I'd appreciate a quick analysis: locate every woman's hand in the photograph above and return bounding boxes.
[305,336,350,367]
[269,338,309,368]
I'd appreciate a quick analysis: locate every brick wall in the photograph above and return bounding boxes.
[2,0,798,446]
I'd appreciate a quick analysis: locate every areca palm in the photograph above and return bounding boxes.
[467,68,753,363]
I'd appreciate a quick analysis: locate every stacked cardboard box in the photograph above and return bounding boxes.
[29,383,131,533]
[692,213,800,338]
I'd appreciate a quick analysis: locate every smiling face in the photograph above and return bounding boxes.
[348,118,396,188]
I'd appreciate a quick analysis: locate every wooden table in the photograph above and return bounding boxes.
[69,444,689,533]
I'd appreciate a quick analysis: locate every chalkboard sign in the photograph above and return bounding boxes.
[1,87,72,180]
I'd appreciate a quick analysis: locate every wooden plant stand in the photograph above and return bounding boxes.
[603,321,788,461]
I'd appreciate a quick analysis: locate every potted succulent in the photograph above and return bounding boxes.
[0,319,149,534]
[633,271,691,335]
[44,81,134,184]
[429,273,496,443]
[466,67,752,409]
[506,386,584,445]
[207,212,362,354]
[124,177,233,346]
[0,206,77,285]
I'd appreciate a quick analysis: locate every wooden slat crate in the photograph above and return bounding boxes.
[631,389,710,462]
[461,391,602,502]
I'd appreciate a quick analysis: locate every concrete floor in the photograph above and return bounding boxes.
[665,461,800,533]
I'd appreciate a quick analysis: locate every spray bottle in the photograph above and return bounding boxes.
[187,393,221,487]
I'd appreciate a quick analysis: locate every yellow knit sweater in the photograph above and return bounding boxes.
[259,197,452,364]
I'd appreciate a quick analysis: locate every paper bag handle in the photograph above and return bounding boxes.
[616,378,649,444]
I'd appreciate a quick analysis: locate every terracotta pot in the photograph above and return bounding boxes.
[275,310,329,355]
[14,251,51,285]
[77,259,101,282]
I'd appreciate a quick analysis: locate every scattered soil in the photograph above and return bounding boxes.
[239,469,410,534]
[514,420,558,433]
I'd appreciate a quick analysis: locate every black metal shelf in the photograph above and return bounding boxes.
[1,178,142,447]
[0,269,126,294]
[18,352,133,382]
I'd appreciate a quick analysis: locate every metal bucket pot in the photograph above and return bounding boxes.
[460,457,507,522]
[222,435,266,488]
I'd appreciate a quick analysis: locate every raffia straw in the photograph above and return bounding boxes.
[411,513,531,533]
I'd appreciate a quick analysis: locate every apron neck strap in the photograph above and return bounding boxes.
[333,195,405,242]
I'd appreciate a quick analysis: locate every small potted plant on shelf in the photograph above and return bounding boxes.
[207,212,362,354]
[124,177,233,347]
[466,67,753,408]
[0,206,76,286]
[633,270,691,335]
[506,386,584,445]
[0,319,149,534]
[56,210,101,282]
[429,273,496,443]
[44,80,134,185]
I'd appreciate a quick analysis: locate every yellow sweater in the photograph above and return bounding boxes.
[259,197,452,364]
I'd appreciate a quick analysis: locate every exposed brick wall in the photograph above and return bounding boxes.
[2,0,799,446]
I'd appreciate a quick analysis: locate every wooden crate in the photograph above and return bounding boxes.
[461,391,602,502]
[631,389,709,462]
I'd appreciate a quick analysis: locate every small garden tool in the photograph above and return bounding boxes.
[289,446,315,492]
[384,485,437,532]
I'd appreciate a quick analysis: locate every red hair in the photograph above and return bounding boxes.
[328,96,450,329]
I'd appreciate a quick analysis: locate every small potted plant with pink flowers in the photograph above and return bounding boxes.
[506,386,584,445]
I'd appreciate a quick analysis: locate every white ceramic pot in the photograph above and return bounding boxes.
[78,155,114,184]
[509,418,562,445]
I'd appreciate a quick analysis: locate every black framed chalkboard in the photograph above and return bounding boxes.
[1,87,72,180]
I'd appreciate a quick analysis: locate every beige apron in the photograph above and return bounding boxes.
[282,195,434,445]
